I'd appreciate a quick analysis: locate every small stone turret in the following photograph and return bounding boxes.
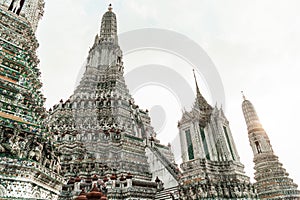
[241,92,300,199]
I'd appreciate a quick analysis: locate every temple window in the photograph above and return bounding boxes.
[200,126,210,160]
[185,129,194,160]
[255,141,262,153]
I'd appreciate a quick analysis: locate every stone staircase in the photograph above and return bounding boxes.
[148,145,181,181]
[155,186,179,200]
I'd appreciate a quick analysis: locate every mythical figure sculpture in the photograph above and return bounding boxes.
[197,186,207,198]
[223,185,230,197]
[0,127,6,152]
[28,138,43,162]
[217,184,223,197]
[208,185,218,198]
[19,137,28,158]
[10,136,20,156]
[233,185,242,198]
[54,155,61,174]
[242,184,250,198]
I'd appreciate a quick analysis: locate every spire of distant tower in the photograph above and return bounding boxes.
[242,96,263,135]
[242,97,270,152]
[192,69,212,126]
[193,70,208,105]
[241,91,246,101]
[242,95,300,199]
[193,69,211,109]
[193,69,200,94]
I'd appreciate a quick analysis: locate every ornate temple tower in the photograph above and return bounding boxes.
[179,71,241,163]
[47,5,179,199]
[242,93,300,199]
[177,71,258,199]
[0,0,63,199]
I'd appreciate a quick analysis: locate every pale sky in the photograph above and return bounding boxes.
[36,0,300,184]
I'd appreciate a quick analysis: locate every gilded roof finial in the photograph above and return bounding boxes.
[108,4,113,11]
[241,91,246,100]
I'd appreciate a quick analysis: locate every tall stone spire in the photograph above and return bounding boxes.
[47,6,179,199]
[242,93,300,199]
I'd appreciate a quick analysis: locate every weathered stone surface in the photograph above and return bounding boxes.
[0,2,63,199]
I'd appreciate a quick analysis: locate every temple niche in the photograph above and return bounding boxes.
[8,0,25,15]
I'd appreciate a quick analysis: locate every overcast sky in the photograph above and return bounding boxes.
[36,0,300,184]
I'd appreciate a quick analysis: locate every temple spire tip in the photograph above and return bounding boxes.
[108,3,112,11]
[241,91,246,101]
[193,69,199,88]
